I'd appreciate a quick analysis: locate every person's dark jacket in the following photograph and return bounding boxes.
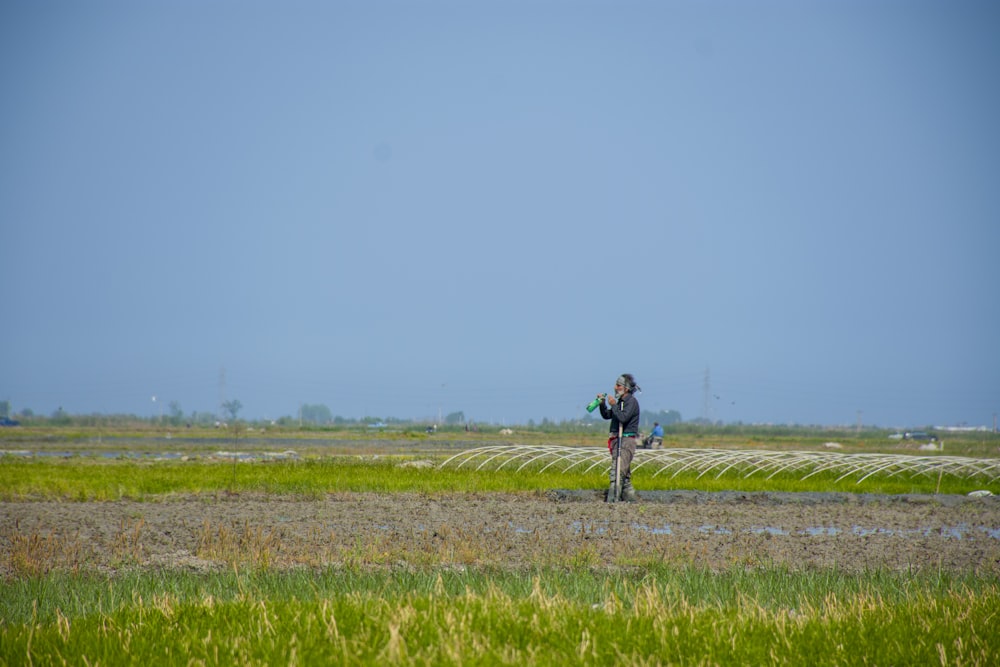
[599,393,640,436]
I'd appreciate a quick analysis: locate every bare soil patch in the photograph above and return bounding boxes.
[3,491,998,577]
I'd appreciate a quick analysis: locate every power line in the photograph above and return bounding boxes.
[218,366,226,421]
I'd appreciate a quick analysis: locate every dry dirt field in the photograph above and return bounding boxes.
[4,490,999,576]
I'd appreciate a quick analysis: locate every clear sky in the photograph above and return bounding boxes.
[2,0,998,428]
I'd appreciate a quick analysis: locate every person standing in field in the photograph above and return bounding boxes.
[597,373,640,503]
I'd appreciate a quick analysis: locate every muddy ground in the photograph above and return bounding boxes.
[3,490,999,577]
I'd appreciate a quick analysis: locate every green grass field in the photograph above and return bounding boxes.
[1,453,997,501]
[2,567,998,665]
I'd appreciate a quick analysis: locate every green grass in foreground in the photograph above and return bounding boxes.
[1,456,995,501]
[2,567,997,665]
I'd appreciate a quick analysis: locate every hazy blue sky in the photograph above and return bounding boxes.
[2,0,998,428]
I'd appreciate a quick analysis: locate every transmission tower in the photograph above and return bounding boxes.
[218,366,226,421]
[702,367,713,423]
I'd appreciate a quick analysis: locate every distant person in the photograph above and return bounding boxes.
[597,373,641,503]
[644,422,664,449]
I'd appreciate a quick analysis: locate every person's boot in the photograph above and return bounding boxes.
[622,483,638,503]
[607,481,619,503]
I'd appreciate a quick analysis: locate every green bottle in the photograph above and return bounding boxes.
[586,397,602,413]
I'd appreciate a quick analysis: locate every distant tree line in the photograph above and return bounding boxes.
[0,400,691,433]
[641,409,683,428]
[299,403,332,425]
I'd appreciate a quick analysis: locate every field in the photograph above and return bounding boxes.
[2,425,1000,664]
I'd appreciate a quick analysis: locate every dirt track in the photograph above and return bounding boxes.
[4,490,999,577]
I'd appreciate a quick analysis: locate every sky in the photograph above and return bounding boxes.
[2,0,998,429]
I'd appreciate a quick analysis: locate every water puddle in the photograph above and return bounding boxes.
[563,520,999,541]
[1,449,298,461]
[2,449,189,460]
